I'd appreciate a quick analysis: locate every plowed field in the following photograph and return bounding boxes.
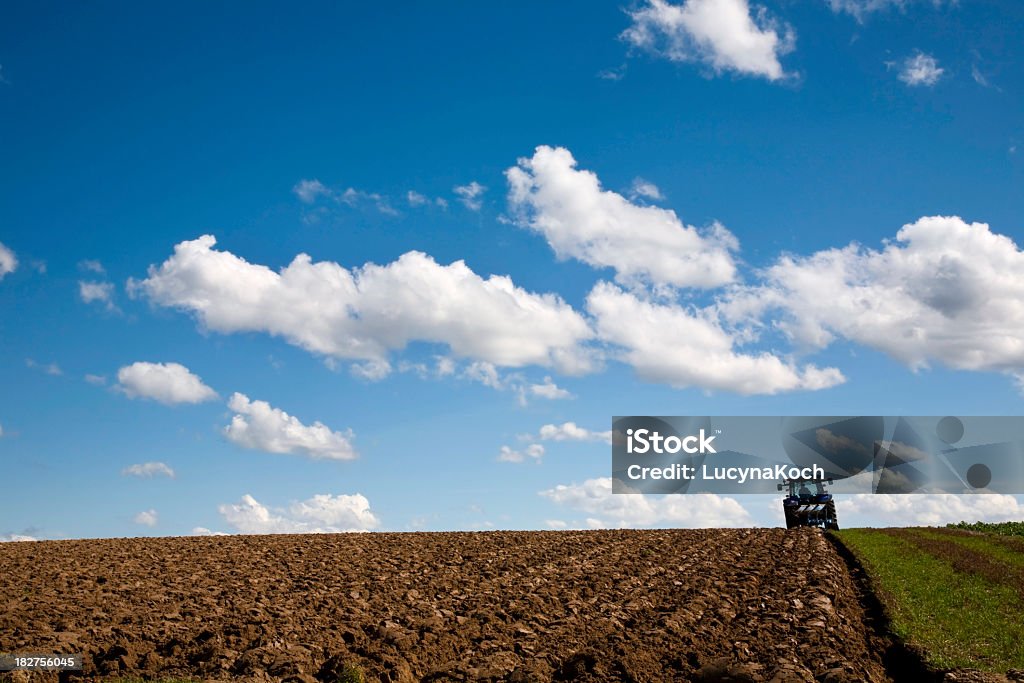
[0,528,891,682]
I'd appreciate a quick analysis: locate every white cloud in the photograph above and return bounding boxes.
[133,235,594,374]
[545,519,569,529]
[629,177,664,201]
[0,241,17,279]
[529,376,573,400]
[116,361,218,405]
[497,444,545,463]
[79,259,106,274]
[538,422,613,444]
[588,282,845,394]
[897,52,943,87]
[191,526,229,536]
[0,423,3,438]
[122,462,176,479]
[723,216,1024,384]
[293,179,330,203]
[350,359,392,381]
[84,374,107,386]
[621,0,794,81]
[827,0,950,22]
[838,494,1024,527]
[0,534,37,542]
[454,181,487,210]
[218,492,380,533]
[339,187,399,216]
[79,280,116,310]
[134,509,158,527]
[507,146,738,289]
[224,392,357,461]
[407,190,429,206]
[26,359,62,376]
[540,477,755,527]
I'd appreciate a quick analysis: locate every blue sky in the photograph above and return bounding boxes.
[2,0,1024,540]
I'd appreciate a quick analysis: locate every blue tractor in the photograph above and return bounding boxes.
[779,478,839,530]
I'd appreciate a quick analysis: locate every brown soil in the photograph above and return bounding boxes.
[0,528,892,682]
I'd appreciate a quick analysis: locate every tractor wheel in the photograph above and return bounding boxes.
[825,501,839,531]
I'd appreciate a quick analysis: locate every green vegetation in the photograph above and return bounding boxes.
[947,521,1024,538]
[833,528,1024,673]
[335,663,366,683]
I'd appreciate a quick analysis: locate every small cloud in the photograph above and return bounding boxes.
[192,526,229,536]
[134,509,158,527]
[407,190,449,209]
[122,461,176,479]
[897,51,944,87]
[0,241,18,279]
[454,181,487,211]
[529,376,574,400]
[350,359,392,381]
[84,374,107,386]
[497,443,545,463]
[293,179,331,204]
[545,519,569,529]
[79,280,117,311]
[117,361,218,405]
[26,358,62,376]
[597,64,628,81]
[629,177,664,201]
[78,259,106,274]
[538,421,613,444]
[218,492,379,533]
[224,392,357,461]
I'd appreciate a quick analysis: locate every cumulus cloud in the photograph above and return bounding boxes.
[588,282,845,394]
[454,181,487,210]
[497,444,545,463]
[79,281,117,310]
[192,526,229,536]
[0,241,17,279]
[122,462,176,479]
[723,216,1024,384]
[897,52,943,86]
[621,0,794,81]
[507,146,738,289]
[293,179,331,204]
[529,376,573,400]
[224,392,356,461]
[116,361,218,405]
[218,492,380,533]
[134,509,158,527]
[538,422,613,444]
[839,494,1024,527]
[540,477,755,527]
[132,235,594,374]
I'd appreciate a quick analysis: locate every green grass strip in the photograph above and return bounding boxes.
[834,528,1024,672]
[909,528,1024,569]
